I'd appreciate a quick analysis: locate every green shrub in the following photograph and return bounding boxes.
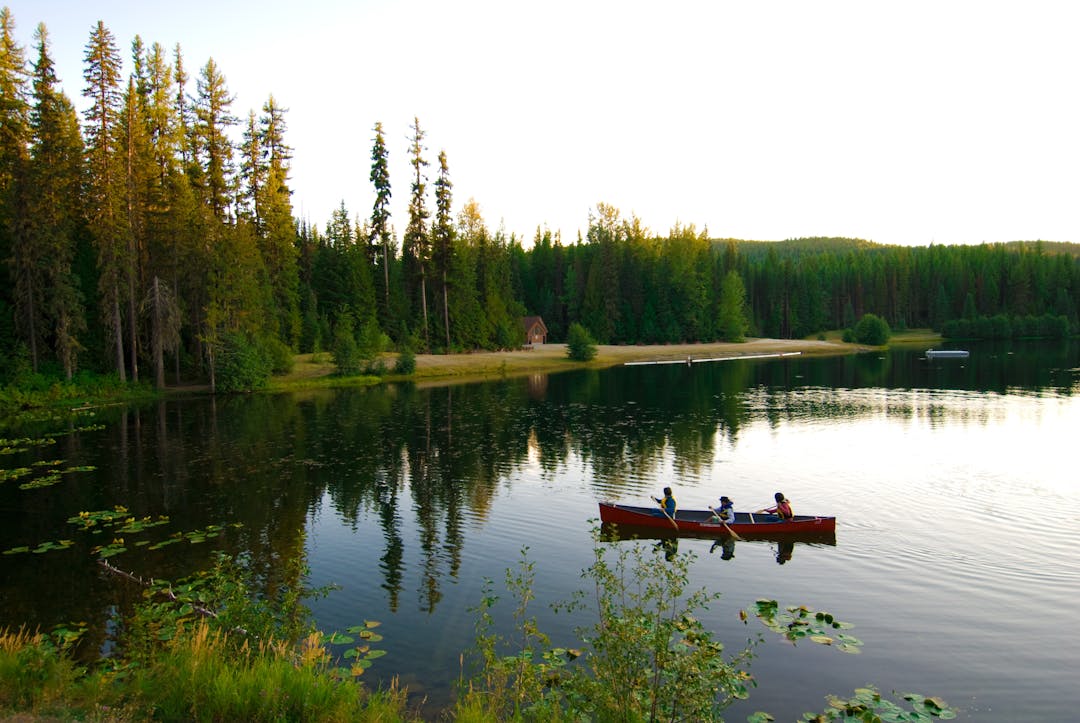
[332,317,361,376]
[394,346,416,375]
[357,321,390,374]
[565,323,597,361]
[260,336,295,375]
[216,333,271,393]
[852,313,891,346]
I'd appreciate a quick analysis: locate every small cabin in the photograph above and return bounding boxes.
[522,316,548,345]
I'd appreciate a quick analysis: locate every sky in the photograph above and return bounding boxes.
[6,0,1080,247]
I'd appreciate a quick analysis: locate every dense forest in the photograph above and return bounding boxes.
[1,9,1078,389]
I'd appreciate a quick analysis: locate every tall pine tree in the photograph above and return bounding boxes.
[82,21,126,379]
[28,23,86,378]
[432,149,453,350]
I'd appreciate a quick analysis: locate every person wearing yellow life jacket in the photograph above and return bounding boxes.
[653,487,677,517]
[713,495,735,522]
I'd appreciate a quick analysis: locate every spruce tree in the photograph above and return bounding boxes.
[257,96,300,347]
[369,121,392,326]
[403,117,430,350]
[432,150,453,349]
[717,269,749,342]
[2,11,36,368]
[28,23,86,378]
[192,57,236,223]
[82,20,126,379]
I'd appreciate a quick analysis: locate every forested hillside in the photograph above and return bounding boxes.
[1,9,1078,390]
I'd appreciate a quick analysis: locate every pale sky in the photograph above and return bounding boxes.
[7,0,1079,246]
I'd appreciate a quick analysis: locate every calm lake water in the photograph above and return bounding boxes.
[2,340,1078,720]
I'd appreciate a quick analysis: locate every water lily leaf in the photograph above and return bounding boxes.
[836,643,863,654]
[809,635,833,645]
[326,632,354,645]
[3,546,30,555]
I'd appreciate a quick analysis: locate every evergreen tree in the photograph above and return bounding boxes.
[716,269,749,342]
[0,9,30,326]
[191,58,236,223]
[432,149,453,350]
[82,20,126,379]
[120,74,153,381]
[257,96,300,347]
[403,116,430,351]
[238,109,263,227]
[27,24,86,378]
[369,121,392,325]
[451,199,490,347]
[580,204,621,343]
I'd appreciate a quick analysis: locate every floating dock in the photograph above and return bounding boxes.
[624,351,802,366]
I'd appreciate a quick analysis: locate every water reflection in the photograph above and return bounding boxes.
[0,340,1076,649]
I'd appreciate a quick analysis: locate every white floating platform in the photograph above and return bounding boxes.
[625,351,802,366]
[925,349,970,359]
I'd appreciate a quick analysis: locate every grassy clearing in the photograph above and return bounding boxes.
[274,332,939,390]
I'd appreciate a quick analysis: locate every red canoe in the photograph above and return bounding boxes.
[598,501,836,538]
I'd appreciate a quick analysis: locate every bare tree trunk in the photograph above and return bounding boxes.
[420,274,429,352]
[112,288,126,382]
[152,276,165,389]
[442,271,450,350]
[128,273,139,382]
[26,292,38,372]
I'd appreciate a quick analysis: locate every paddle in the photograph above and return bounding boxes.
[654,497,679,530]
[709,506,743,540]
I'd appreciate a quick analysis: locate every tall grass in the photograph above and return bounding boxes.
[0,624,414,722]
[129,622,410,722]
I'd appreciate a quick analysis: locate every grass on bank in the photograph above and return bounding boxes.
[0,625,414,723]
[276,329,937,389]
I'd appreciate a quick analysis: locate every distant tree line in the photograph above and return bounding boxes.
[1,9,1078,389]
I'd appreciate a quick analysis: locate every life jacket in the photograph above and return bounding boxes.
[718,502,734,521]
[662,495,677,516]
[776,500,793,519]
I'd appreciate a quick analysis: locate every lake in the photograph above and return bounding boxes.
[2,340,1078,720]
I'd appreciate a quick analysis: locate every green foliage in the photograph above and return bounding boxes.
[565,322,597,362]
[0,628,87,713]
[259,334,295,375]
[0,616,410,723]
[357,320,390,373]
[795,686,956,721]
[852,313,891,346]
[942,312,1069,340]
[215,332,271,393]
[751,600,863,654]
[394,345,416,375]
[717,269,750,342]
[459,534,753,721]
[332,315,361,376]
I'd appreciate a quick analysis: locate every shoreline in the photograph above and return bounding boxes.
[274,332,941,390]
